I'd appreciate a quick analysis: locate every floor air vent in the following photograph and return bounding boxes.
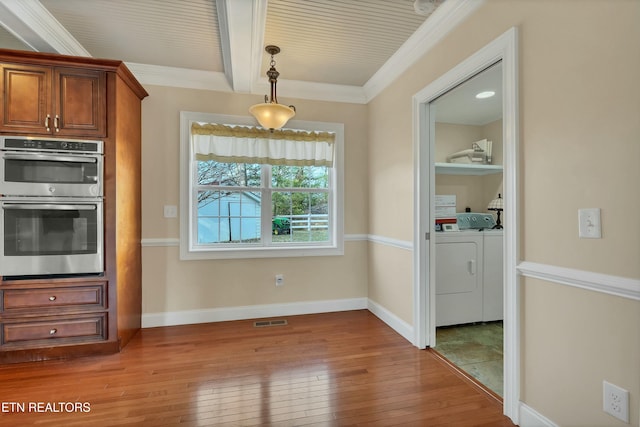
[254,319,288,327]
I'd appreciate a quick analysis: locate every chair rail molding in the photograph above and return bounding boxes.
[517,261,640,301]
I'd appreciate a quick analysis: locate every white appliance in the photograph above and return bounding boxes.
[435,229,503,327]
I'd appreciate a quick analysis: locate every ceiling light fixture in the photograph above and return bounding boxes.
[413,0,438,15]
[249,45,296,130]
[475,91,496,99]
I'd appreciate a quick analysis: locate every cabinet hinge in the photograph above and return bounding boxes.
[425,232,430,240]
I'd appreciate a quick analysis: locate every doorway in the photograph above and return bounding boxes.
[412,27,520,421]
[431,61,504,396]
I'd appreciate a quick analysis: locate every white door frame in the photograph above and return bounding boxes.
[412,27,520,422]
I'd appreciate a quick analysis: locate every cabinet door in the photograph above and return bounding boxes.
[53,67,106,137]
[0,63,52,134]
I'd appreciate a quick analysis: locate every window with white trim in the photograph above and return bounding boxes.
[179,112,344,259]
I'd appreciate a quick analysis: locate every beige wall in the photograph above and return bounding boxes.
[367,0,639,425]
[522,278,640,427]
[140,85,370,314]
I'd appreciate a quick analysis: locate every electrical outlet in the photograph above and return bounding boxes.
[275,274,284,286]
[603,380,629,423]
[578,208,601,238]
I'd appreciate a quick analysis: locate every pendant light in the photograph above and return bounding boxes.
[249,45,296,130]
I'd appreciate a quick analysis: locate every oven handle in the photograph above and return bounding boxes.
[1,203,97,211]
[2,153,98,163]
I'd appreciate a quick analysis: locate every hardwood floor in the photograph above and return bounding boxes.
[0,310,515,426]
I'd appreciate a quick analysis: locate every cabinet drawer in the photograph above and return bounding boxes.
[2,283,106,312]
[1,314,106,346]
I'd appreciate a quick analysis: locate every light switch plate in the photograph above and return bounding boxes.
[578,208,601,238]
[163,205,178,218]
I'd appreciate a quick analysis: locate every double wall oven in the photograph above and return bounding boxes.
[0,136,104,277]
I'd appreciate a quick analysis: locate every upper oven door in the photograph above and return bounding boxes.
[0,151,102,197]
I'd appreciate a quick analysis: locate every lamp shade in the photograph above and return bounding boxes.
[487,194,504,210]
[249,102,296,130]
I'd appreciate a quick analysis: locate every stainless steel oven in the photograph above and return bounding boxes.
[0,198,103,276]
[0,136,103,198]
[0,136,104,277]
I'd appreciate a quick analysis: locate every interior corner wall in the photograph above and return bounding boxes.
[367,1,639,426]
[140,86,369,317]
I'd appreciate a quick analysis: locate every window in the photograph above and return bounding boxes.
[180,112,344,259]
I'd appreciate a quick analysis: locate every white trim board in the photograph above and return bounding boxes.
[411,27,521,423]
[141,238,180,247]
[519,403,559,427]
[367,299,414,344]
[367,234,413,251]
[141,234,369,248]
[142,297,367,328]
[518,261,640,301]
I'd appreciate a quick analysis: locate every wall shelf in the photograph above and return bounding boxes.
[435,162,503,175]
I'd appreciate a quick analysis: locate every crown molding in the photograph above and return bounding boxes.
[127,61,367,104]
[125,62,233,92]
[0,0,90,56]
[265,78,368,104]
[363,0,485,102]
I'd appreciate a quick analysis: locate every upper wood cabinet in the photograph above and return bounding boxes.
[0,63,106,137]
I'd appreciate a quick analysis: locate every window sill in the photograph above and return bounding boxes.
[179,243,344,260]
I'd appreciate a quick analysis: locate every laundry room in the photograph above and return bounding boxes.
[431,61,506,397]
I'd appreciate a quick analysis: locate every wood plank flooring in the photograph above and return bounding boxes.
[0,310,516,426]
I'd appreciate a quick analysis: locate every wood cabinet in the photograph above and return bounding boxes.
[0,63,106,137]
[0,48,148,364]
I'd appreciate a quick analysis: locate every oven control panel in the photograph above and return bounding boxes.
[1,136,102,154]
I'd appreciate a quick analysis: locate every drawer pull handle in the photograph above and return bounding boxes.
[49,296,57,301]
[49,329,57,335]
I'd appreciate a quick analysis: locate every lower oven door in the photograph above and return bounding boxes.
[0,198,103,277]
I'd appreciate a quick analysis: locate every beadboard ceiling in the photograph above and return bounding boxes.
[0,0,498,123]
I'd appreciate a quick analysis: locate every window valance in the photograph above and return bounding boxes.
[191,122,335,167]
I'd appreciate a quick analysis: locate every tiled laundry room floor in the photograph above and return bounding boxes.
[435,321,504,396]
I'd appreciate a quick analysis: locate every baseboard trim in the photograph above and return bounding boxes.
[142,297,368,328]
[517,261,640,301]
[367,299,414,344]
[519,402,558,427]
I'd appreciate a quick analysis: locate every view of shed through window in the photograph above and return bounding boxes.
[190,117,336,249]
[195,160,330,244]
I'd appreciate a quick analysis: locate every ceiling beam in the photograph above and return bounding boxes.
[0,0,90,56]
[216,0,266,94]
